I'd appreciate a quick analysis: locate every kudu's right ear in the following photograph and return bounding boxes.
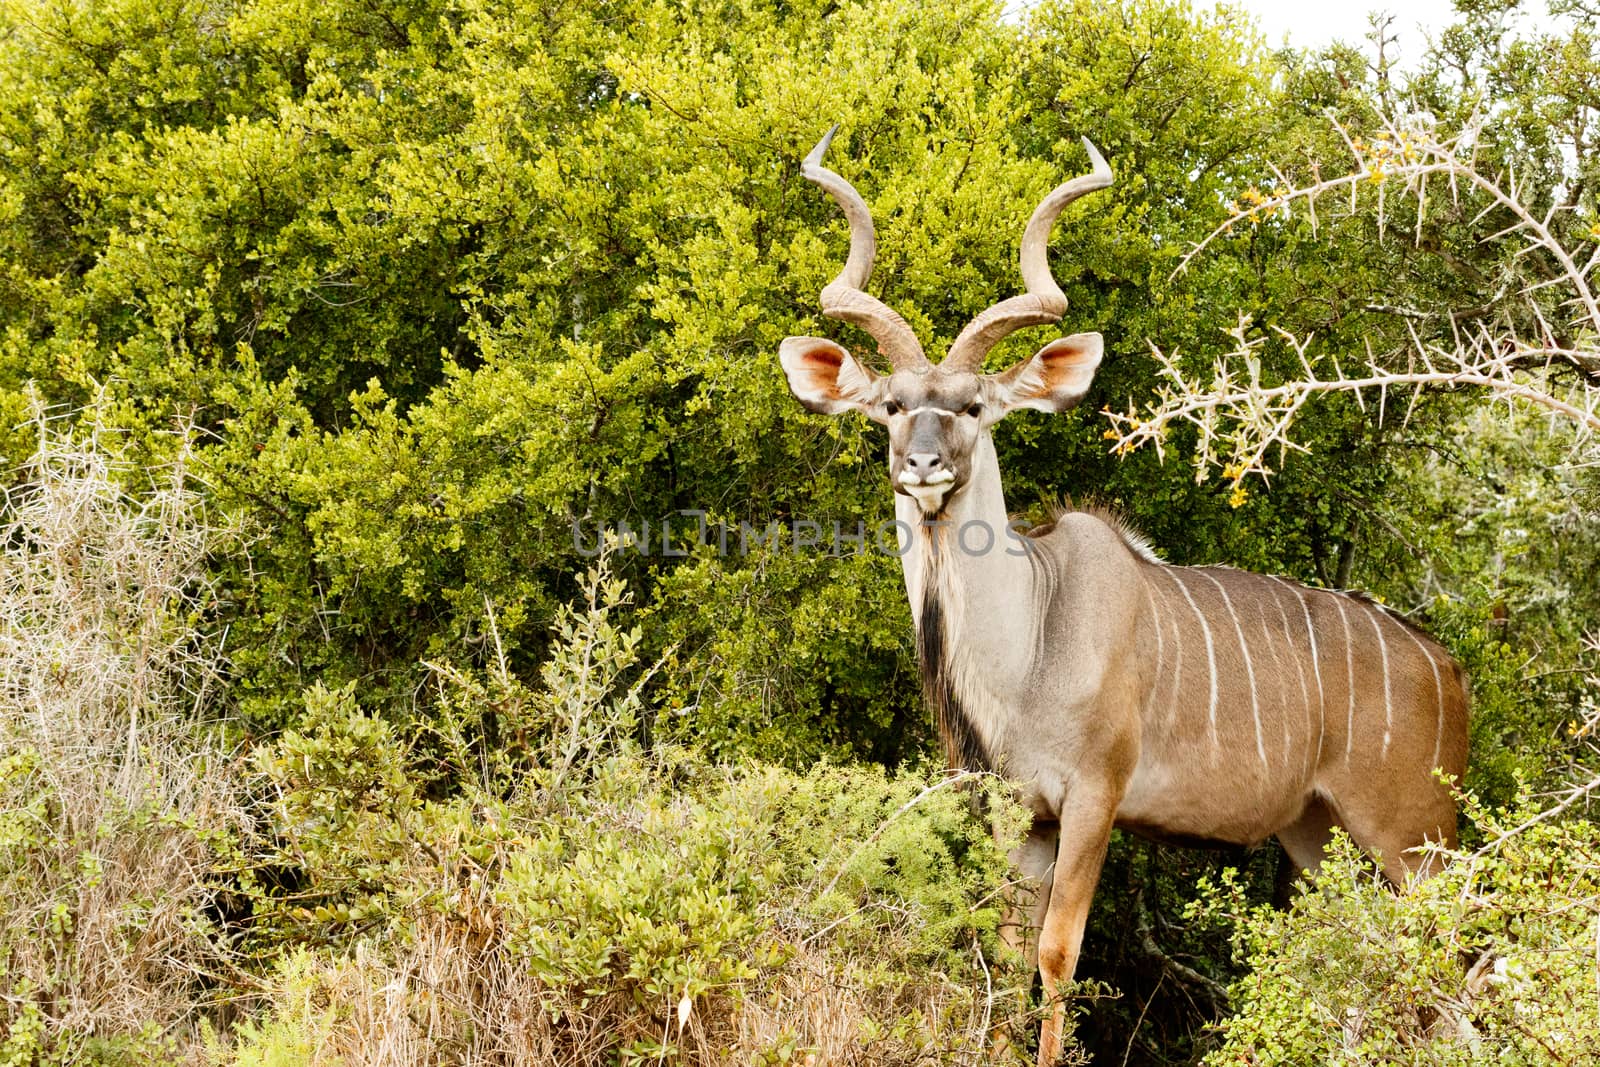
[779,336,884,418]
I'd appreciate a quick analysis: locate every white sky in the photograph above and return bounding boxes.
[1223,0,1560,51]
[1230,0,1461,49]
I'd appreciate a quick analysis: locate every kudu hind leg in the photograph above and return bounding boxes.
[1327,783,1459,886]
[1035,801,1116,1067]
[1277,795,1338,879]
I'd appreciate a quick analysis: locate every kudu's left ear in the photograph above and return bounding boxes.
[990,332,1103,413]
[779,336,882,416]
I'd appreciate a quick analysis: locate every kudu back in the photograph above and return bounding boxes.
[776,127,1468,1066]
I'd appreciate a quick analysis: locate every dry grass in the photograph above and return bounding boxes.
[0,403,245,1062]
[237,902,654,1066]
[727,941,1002,1065]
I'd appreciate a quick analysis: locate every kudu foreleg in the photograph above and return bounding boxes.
[1035,797,1117,1067]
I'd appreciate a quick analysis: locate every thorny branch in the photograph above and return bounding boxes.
[1103,111,1600,501]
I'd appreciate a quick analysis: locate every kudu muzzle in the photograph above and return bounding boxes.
[895,414,958,510]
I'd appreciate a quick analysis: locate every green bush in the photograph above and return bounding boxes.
[224,546,1039,1064]
[225,754,1039,1065]
[1196,807,1600,1065]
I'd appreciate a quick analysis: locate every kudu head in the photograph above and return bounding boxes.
[780,126,1114,515]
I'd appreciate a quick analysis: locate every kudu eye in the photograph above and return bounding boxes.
[965,404,982,417]
[884,401,900,416]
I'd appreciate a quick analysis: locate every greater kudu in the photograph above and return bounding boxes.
[777,127,1468,1065]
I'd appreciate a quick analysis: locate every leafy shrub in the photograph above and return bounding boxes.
[226,756,1039,1065]
[1196,806,1600,1065]
[216,547,1041,1064]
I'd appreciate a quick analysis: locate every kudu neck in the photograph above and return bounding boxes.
[897,431,1043,676]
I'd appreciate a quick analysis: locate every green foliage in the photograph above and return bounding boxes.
[224,757,1032,1064]
[246,681,421,945]
[647,543,920,764]
[215,951,338,1067]
[223,549,1033,1063]
[1197,811,1600,1065]
[1,0,1405,756]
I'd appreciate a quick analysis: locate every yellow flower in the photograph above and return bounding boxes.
[1228,485,1249,508]
[1102,427,1121,440]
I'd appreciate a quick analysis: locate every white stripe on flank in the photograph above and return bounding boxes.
[1360,602,1394,759]
[1332,594,1355,765]
[1163,570,1218,753]
[1257,590,1292,769]
[1201,571,1268,770]
[1143,582,1167,723]
[1153,577,1184,732]
[1399,624,1446,771]
[1268,583,1313,778]
[1275,577,1327,769]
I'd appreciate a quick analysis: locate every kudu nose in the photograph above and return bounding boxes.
[904,453,944,480]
